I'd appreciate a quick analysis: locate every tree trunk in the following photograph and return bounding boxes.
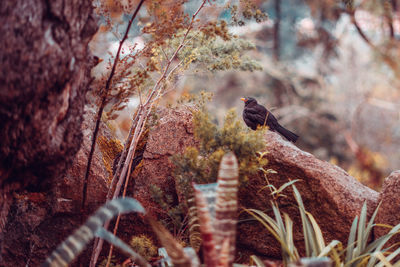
[0,0,98,265]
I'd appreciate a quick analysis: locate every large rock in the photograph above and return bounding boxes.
[3,106,394,265]
[0,106,118,266]
[237,131,379,259]
[133,107,196,218]
[131,108,381,261]
[375,171,400,245]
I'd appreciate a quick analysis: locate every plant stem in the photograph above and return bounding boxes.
[81,0,146,211]
[91,1,208,265]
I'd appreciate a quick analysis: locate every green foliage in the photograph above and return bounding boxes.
[171,93,268,256]
[257,166,298,200]
[149,184,187,239]
[129,235,158,261]
[96,1,265,118]
[172,93,268,202]
[228,0,268,26]
[98,256,122,267]
[178,30,263,72]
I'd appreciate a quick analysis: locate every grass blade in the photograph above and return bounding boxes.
[284,213,300,261]
[250,255,266,267]
[346,216,359,263]
[318,240,341,257]
[357,202,367,251]
[246,208,298,263]
[272,203,286,237]
[307,211,325,252]
[293,185,317,256]
[373,251,393,267]
[366,223,400,267]
[363,202,381,250]
[274,179,300,195]
[377,246,400,267]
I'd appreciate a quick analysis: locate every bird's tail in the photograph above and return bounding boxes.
[276,124,299,143]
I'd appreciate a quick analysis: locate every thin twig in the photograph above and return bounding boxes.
[344,8,399,74]
[161,46,170,67]
[89,106,144,267]
[92,105,150,267]
[152,60,184,102]
[89,111,139,267]
[81,0,146,211]
[86,1,146,266]
[105,109,150,267]
[166,60,184,81]
[350,11,375,48]
[144,0,208,106]
[384,1,395,39]
[91,1,208,265]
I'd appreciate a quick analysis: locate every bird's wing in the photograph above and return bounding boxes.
[244,107,266,125]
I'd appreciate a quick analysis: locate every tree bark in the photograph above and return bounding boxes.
[0,0,97,189]
[0,0,98,265]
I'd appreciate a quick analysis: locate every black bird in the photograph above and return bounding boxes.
[241,97,299,143]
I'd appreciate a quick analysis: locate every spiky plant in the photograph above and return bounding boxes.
[193,152,239,267]
[152,152,239,267]
[42,198,149,267]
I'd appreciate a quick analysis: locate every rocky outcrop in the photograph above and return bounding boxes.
[3,107,398,265]
[133,108,196,218]
[0,0,98,199]
[128,108,383,261]
[0,0,99,264]
[237,132,379,259]
[375,171,400,245]
[0,106,118,266]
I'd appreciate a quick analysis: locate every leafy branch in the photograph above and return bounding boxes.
[89,1,210,266]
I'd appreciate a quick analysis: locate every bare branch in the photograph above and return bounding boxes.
[166,60,184,81]
[81,0,146,212]
[105,107,149,267]
[384,1,395,39]
[350,12,375,48]
[86,1,147,266]
[161,46,170,62]
[89,110,140,267]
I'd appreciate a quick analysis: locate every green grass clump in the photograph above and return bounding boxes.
[129,235,158,261]
[149,183,187,240]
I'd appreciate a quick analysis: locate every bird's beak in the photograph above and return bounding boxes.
[240,98,247,102]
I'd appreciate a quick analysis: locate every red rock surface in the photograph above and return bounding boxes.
[129,108,383,261]
[3,107,399,266]
[237,131,380,259]
[0,106,115,266]
[375,171,400,245]
[133,107,196,218]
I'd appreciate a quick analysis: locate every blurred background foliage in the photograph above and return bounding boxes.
[89,0,400,191]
